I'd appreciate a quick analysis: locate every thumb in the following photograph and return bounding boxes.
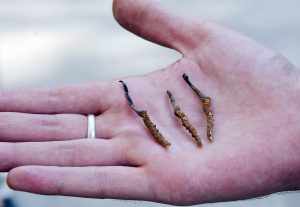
[113,0,206,53]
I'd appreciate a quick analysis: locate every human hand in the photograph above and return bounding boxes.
[1,0,300,205]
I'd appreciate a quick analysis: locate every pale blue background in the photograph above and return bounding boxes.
[0,0,299,206]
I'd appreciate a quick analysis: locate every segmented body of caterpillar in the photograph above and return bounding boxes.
[167,91,202,147]
[202,97,214,142]
[183,74,214,142]
[119,80,171,148]
[138,111,171,148]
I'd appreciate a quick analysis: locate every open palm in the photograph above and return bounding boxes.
[1,0,299,205]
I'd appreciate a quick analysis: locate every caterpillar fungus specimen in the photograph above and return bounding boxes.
[167,90,202,147]
[183,74,214,142]
[119,80,171,148]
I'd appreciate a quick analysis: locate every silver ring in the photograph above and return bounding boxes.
[87,114,96,139]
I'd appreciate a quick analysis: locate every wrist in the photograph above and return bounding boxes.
[296,68,300,189]
[282,111,300,191]
[286,67,300,190]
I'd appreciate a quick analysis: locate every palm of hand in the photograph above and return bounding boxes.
[2,0,300,205]
[113,24,299,204]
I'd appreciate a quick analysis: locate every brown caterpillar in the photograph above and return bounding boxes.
[183,74,214,142]
[119,80,171,148]
[167,91,202,147]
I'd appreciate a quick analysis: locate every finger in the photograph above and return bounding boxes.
[8,166,151,201]
[113,0,207,53]
[0,139,142,171]
[0,113,86,142]
[0,112,114,142]
[0,81,117,114]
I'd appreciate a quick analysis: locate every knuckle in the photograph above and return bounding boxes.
[41,115,59,127]
[58,142,76,166]
[46,88,62,113]
[40,115,61,139]
[56,168,66,194]
[94,169,110,199]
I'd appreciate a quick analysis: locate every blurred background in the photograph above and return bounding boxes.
[0,0,299,206]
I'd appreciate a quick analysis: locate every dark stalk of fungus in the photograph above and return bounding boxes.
[167,90,202,148]
[182,74,214,142]
[119,80,171,148]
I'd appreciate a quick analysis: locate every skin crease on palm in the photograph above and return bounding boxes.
[0,0,299,205]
